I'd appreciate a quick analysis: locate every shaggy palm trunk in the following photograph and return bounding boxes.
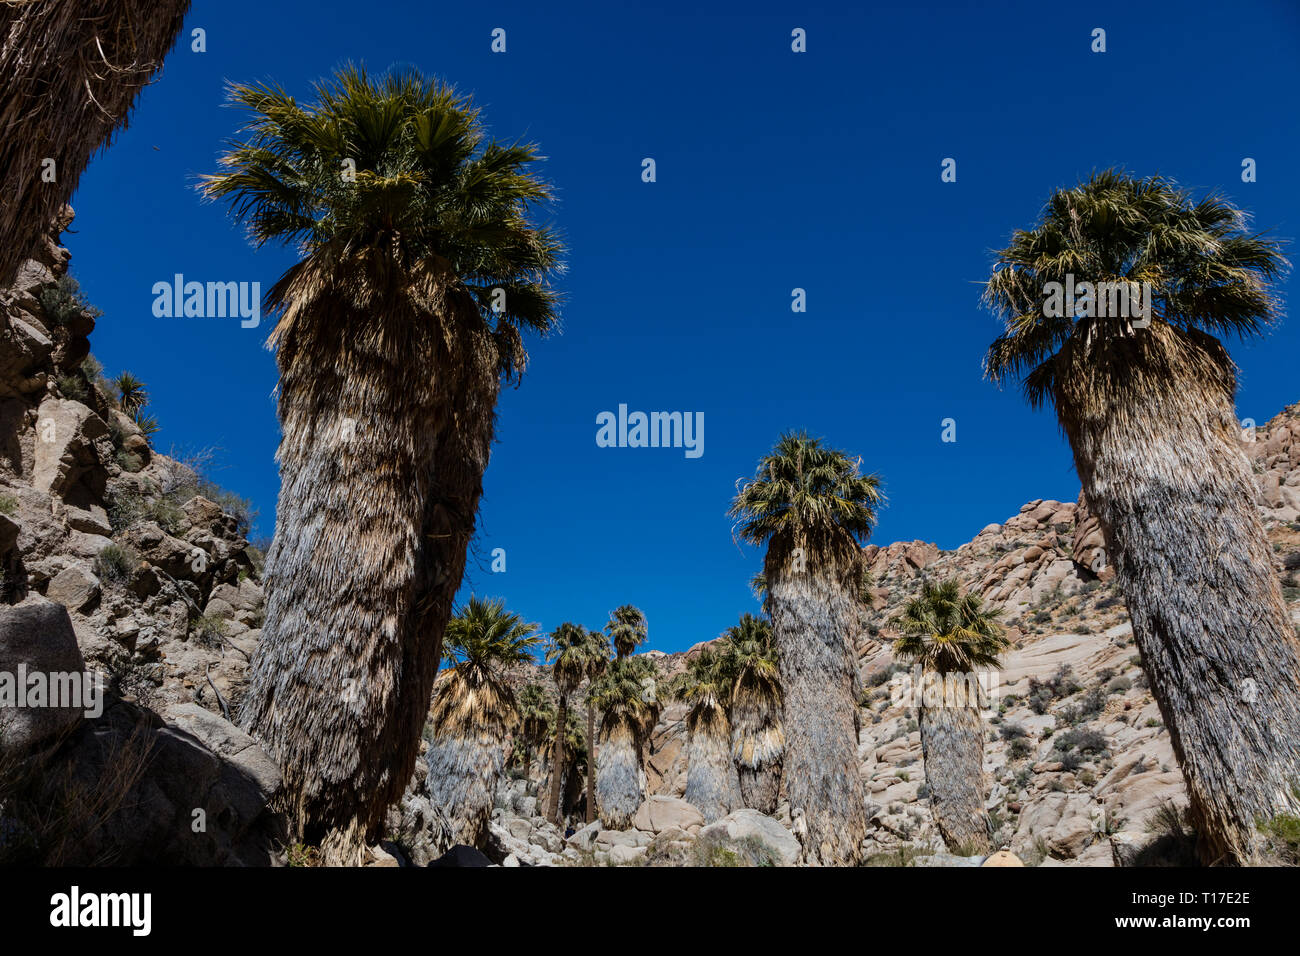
[1056,324,1300,865]
[768,553,868,865]
[918,696,991,854]
[684,705,740,823]
[241,294,498,865]
[0,1,191,285]
[596,718,642,829]
[424,728,506,848]
[585,704,597,824]
[731,686,783,814]
[548,695,568,825]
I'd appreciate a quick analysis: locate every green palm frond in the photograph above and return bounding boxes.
[716,613,781,710]
[200,64,564,380]
[434,595,540,735]
[589,656,661,739]
[606,604,648,659]
[891,578,1009,676]
[982,169,1288,408]
[544,621,591,696]
[730,431,885,570]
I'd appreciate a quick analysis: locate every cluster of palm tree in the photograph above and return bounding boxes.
[17,10,1296,866]
[665,613,786,822]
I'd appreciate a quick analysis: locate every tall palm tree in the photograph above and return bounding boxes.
[579,627,611,825]
[983,170,1300,864]
[590,656,661,828]
[203,66,562,863]
[513,683,553,785]
[667,647,740,823]
[606,604,648,659]
[424,596,539,847]
[543,622,588,826]
[729,431,883,865]
[893,578,1007,854]
[0,0,192,286]
[716,613,784,813]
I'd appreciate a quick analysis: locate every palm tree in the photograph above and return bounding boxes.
[590,656,661,828]
[514,683,553,784]
[0,0,192,286]
[983,169,1300,864]
[716,613,784,813]
[893,578,1007,854]
[424,597,539,847]
[729,431,883,865]
[113,372,148,416]
[544,622,588,826]
[667,647,740,823]
[202,66,562,863]
[606,604,648,659]
[579,628,610,825]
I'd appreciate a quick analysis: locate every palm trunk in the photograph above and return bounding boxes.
[731,684,784,814]
[918,695,991,854]
[684,705,740,823]
[596,718,641,828]
[1056,324,1300,864]
[549,695,567,825]
[240,292,498,865]
[424,728,505,848]
[585,703,597,825]
[768,555,868,865]
[0,1,192,285]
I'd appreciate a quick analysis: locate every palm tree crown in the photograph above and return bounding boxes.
[716,613,781,708]
[667,648,729,720]
[545,622,593,696]
[200,64,563,379]
[893,579,1008,676]
[730,431,884,569]
[590,656,661,737]
[606,604,648,659]
[982,169,1287,408]
[432,596,540,733]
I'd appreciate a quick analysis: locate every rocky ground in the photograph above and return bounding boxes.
[4,211,1298,866]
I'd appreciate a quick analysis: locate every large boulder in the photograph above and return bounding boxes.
[31,397,107,500]
[632,795,704,833]
[699,809,801,866]
[44,563,100,612]
[0,595,89,755]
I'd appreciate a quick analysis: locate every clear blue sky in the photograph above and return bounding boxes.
[66,0,1300,652]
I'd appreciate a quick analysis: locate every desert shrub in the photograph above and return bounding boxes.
[1056,728,1108,755]
[0,493,16,516]
[1258,812,1300,866]
[55,373,87,403]
[189,613,229,649]
[644,831,777,868]
[94,543,139,584]
[1097,595,1124,610]
[38,275,101,327]
[1106,676,1133,695]
[999,722,1028,741]
[114,450,144,474]
[1008,739,1032,760]
[1283,552,1300,572]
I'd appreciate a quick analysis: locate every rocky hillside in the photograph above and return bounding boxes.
[489,406,1300,867]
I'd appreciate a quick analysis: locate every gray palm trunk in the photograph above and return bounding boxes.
[769,562,868,865]
[596,719,642,829]
[548,694,568,824]
[424,728,506,848]
[683,707,740,823]
[1057,326,1300,864]
[918,696,992,854]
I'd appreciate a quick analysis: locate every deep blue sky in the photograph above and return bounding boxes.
[66,0,1300,652]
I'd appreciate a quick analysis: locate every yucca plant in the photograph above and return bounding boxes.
[717,613,784,813]
[983,169,1299,864]
[202,65,563,863]
[666,647,740,823]
[606,604,648,659]
[113,372,148,416]
[0,0,192,286]
[893,578,1007,854]
[730,431,883,865]
[590,656,661,829]
[424,597,539,847]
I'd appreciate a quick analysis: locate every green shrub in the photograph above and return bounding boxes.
[55,373,88,403]
[1106,676,1133,695]
[0,493,16,516]
[38,275,102,327]
[94,543,140,584]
